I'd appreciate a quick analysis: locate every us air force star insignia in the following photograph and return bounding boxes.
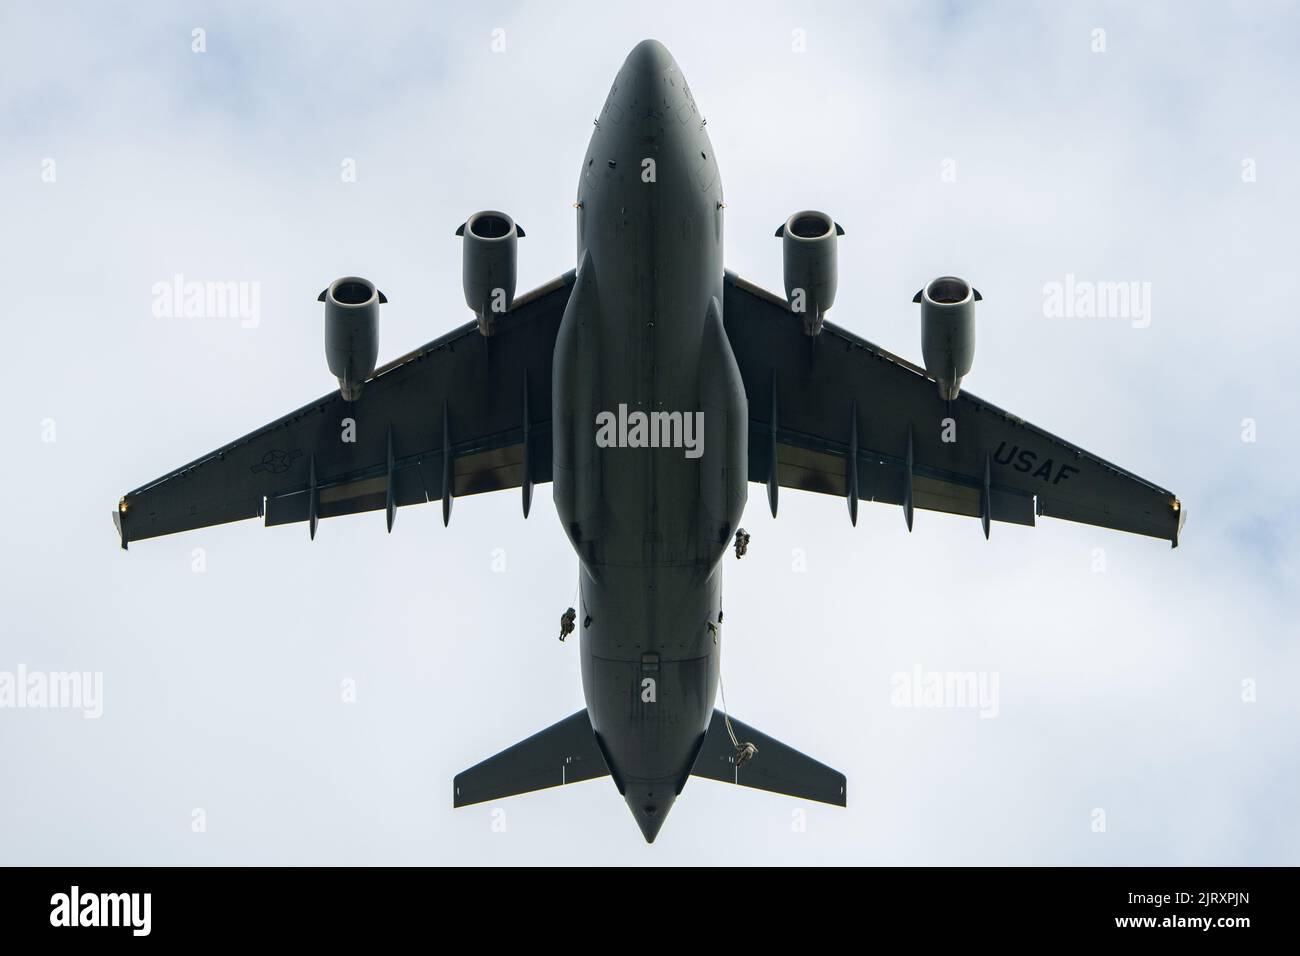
[250,449,303,475]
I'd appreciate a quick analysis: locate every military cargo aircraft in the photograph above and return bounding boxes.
[115,40,1184,842]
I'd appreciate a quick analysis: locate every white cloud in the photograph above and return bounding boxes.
[1,0,1296,863]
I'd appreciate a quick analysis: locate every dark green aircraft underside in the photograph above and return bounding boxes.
[116,40,1181,843]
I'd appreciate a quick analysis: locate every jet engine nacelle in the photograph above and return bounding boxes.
[457,210,525,336]
[776,210,843,335]
[320,276,385,402]
[915,276,980,401]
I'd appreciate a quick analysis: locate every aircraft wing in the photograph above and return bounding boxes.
[722,272,1185,545]
[114,272,575,547]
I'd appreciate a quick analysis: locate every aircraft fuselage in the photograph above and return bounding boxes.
[551,40,748,841]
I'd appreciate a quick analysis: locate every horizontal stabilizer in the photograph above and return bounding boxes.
[453,709,609,808]
[691,710,846,806]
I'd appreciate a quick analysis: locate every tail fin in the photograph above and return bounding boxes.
[453,709,610,808]
[690,710,846,806]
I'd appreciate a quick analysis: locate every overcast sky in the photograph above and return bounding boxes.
[2,0,1297,864]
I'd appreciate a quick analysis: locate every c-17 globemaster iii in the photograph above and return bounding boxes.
[115,39,1184,843]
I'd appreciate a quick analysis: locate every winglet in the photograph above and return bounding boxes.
[114,499,128,550]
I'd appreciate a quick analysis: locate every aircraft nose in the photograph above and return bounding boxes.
[625,784,677,844]
[624,38,674,74]
[616,39,682,111]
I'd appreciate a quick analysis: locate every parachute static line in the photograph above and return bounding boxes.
[709,617,757,768]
